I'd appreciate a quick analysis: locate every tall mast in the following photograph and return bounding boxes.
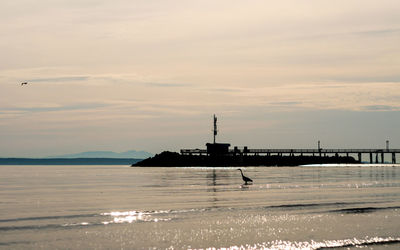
[213,114,218,144]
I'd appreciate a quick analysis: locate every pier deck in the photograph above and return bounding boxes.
[180,148,400,163]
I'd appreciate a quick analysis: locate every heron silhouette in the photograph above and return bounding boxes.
[237,169,253,184]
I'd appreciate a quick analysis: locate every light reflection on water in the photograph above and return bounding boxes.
[101,210,172,224]
[222,237,400,250]
[0,164,400,249]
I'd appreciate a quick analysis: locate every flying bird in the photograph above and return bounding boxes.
[237,169,253,184]
[21,82,28,86]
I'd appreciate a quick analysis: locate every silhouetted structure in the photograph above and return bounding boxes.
[133,151,358,167]
[133,116,399,167]
[181,148,399,164]
[205,114,231,156]
[206,143,230,156]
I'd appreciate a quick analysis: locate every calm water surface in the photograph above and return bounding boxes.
[1,164,400,249]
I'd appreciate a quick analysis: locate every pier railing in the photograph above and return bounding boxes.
[180,148,399,163]
[246,149,400,153]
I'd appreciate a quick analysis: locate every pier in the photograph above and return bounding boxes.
[180,148,399,164]
[180,115,399,164]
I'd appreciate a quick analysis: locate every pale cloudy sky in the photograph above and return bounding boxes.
[1,0,399,157]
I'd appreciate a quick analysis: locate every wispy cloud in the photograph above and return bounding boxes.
[295,27,400,41]
[362,105,400,111]
[268,101,303,106]
[1,103,110,114]
[352,28,400,36]
[208,88,244,93]
[29,76,89,83]
[325,76,400,83]
[144,82,189,87]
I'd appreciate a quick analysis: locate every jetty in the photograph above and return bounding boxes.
[181,148,398,164]
[180,116,398,164]
[133,115,399,167]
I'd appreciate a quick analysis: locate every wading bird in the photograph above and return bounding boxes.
[237,169,253,184]
[21,82,28,86]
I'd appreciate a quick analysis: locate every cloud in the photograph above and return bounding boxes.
[362,105,400,111]
[268,101,303,106]
[353,28,400,37]
[209,88,244,93]
[295,27,400,41]
[144,82,189,87]
[29,76,89,83]
[1,102,110,114]
[326,76,400,83]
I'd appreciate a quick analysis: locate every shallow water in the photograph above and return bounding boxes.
[0,164,400,249]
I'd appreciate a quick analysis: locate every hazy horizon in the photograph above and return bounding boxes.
[1,1,399,157]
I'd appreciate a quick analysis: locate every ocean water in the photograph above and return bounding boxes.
[0,164,400,249]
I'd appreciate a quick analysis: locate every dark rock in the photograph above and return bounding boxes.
[132,151,358,167]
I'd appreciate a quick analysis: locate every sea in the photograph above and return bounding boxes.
[0,164,400,249]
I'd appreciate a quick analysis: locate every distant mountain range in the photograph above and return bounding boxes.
[47,150,153,159]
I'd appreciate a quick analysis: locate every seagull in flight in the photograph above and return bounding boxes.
[21,82,28,86]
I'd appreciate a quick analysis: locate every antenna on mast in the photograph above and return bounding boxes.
[213,114,218,144]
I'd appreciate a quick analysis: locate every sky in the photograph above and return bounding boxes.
[0,0,399,157]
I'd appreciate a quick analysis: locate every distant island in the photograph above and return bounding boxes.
[0,150,152,165]
[48,150,153,159]
[0,158,143,165]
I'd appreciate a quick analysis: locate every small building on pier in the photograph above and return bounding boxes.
[206,143,230,156]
